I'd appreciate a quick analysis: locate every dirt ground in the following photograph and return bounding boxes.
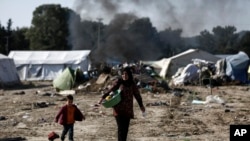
[0,81,250,141]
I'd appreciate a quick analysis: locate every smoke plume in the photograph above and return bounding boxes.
[72,0,249,36]
[69,0,250,64]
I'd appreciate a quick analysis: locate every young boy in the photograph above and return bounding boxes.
[55,95,85,141]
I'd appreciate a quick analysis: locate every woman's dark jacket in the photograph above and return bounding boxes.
[102,78,144,118]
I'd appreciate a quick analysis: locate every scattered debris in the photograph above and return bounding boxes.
[13,91,25,95]
[146,101,168,106]
[0,137,26,141]
[192,95,225,105]
[0,116,6,120]
[33,102,49,108]
[16,122,27,129]
[58,90,76,95]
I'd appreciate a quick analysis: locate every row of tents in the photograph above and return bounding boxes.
[142,49,250,85]
[1,49,249,88]
[0,50,91,88]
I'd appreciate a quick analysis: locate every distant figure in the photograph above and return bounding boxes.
[98,67,146,141]
[55,95,85,141]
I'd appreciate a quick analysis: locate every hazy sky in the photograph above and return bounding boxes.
[1,0,250,37]
[0,0,73,28]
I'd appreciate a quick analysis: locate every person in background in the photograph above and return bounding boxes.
[98,67,146,141]
[55,95,85,141]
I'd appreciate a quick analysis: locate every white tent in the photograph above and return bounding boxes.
[0,54,20,87]
[8,50,91,81]
[143,49,220,79]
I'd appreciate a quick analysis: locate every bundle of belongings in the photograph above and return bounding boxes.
[48,131,59,141]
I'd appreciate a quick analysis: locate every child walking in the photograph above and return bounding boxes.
[55,94,85,141]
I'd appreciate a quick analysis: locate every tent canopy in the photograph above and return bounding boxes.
[8,50,90,65]
[8,50,91,81]
[143,49,220,79]
[0,54,20,87]
[53,67,75,90]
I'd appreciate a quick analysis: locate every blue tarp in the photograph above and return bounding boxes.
[226,51,249,83]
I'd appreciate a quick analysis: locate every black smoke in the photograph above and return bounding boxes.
[72,0,249,36]
[68,0,250,64]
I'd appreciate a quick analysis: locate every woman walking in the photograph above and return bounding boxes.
[98,67,146,141]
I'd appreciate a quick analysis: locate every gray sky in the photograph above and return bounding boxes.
[1,0,250,37]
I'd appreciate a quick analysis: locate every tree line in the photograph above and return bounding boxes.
[0,4,250,63]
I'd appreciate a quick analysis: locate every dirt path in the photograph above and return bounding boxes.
[0,82,250,141]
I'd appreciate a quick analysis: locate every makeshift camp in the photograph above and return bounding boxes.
[8,50,91,81]
[0,54,20,87]
[158,49,220,79]
[225,51,249,83]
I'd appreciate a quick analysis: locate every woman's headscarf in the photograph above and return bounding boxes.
[121,67,134,87]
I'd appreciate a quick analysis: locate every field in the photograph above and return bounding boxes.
[0,81,250,141]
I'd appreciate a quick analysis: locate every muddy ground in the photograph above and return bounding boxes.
[0,81,250,141]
